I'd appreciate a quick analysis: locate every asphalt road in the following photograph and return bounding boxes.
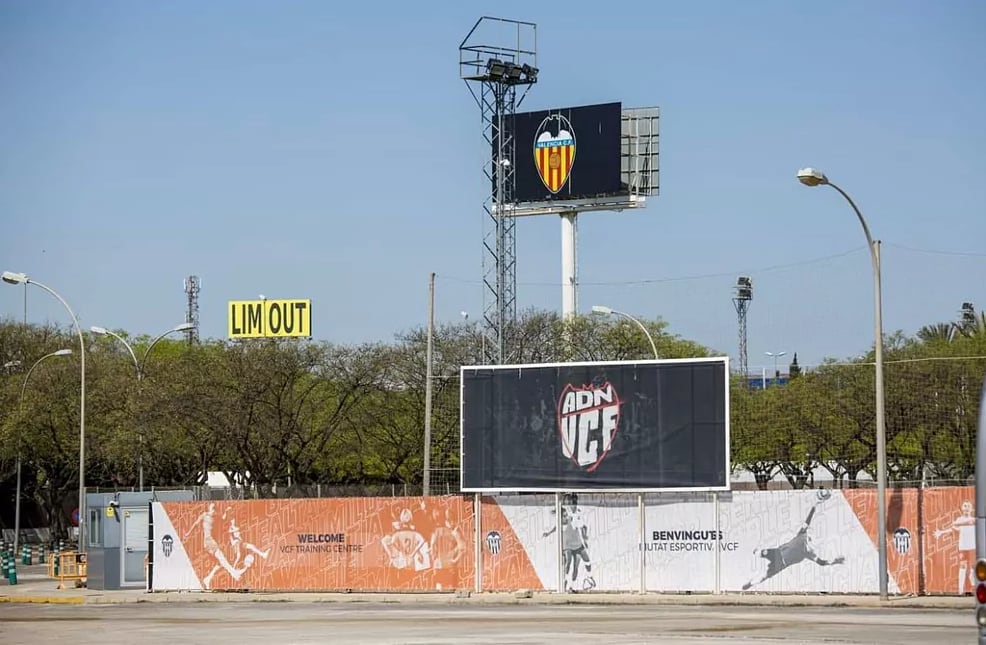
[0,603,972,645]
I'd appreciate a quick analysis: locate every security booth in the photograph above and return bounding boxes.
[85,490,194,590]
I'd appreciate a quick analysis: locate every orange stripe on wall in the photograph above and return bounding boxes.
[842,488,919,594]
[480,496,544,591]
[844,486,983,594]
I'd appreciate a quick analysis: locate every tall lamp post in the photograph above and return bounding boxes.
[765,351,786,386]
[2,271,87,552]
[90,322,194,492]
[796,167,888,600]
[13,349,73,553]
[591,305,660,359]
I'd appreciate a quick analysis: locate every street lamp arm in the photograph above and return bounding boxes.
[26,279,84,353]
[103,329,140,379]
[827,181,876,249]
[611,308,659,360]
[139,328,183,376]
[19,351,70,404]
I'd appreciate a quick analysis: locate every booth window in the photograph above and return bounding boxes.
[88,508,101,546]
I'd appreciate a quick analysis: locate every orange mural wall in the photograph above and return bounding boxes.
[156,496,475,592]
[151,487,977,595]
[842,488,920,594]
[921,487,977,595]
[793,487,976,595]
[480,496,546,591]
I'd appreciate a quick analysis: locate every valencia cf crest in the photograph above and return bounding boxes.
[534,113,576,194]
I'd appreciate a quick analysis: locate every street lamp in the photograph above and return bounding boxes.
[796,167,888,600]
[13,349,72,553]
[591,305,659,359]
[90,322,194,491]
[765,351,786,385]
[2,271,87,552]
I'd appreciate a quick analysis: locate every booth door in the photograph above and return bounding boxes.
[121,507,149,586]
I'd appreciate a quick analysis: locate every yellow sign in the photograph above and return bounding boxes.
[228,299,312,339]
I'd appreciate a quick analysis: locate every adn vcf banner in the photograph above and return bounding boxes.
[460,357,729,492]
[151,498,474,592]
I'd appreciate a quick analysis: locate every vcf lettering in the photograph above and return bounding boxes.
[557,382,622,472]
[228,299,312,339]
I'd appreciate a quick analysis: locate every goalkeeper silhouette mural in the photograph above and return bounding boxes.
[742,490,846,590]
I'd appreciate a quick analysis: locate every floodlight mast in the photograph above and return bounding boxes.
[460,17,538,365]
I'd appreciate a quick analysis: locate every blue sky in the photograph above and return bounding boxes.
[1,0,984,370]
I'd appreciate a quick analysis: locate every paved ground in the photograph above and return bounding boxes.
[0,564,977,644]
[0,602,973,644]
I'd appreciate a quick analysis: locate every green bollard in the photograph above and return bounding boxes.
[21,545,28,565]
[39,545,46,564]
[7,558,16,585]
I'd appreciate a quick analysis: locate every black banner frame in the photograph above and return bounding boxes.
[459,357,731,494]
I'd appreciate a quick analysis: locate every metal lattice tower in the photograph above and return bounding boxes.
[184,275,200,345]
[960,301,976,329]
[460,18,538,364]
[732,276,753,380]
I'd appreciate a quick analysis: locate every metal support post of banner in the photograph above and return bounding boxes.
[713,492,721,595]
[423,272,435,497]
[474,493,482,594]
[638,493,646,594]
[555,493,564,593]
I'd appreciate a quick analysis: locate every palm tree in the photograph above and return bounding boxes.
[917,322,956,343]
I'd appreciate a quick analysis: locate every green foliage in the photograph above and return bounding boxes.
[1,307,985,538]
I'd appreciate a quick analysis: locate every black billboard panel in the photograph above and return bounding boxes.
[460,358,729,492]
[495,101,623,204]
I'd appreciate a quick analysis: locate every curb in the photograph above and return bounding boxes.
[0,595,85,604]
[0,591,972,609]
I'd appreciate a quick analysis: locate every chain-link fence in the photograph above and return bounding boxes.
[430,356,984,494]
[79,354,984,500]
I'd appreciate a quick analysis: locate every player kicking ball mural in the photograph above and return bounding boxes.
[741,489,846,591]
[543,493,596,592]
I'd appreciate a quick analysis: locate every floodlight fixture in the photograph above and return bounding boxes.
[487,58,506,77]
[2,271,28,285]
[796,167,828,187]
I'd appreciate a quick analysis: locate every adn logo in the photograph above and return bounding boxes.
[161,534,174,557]
[533,113,576,194]
[557,381,623,472]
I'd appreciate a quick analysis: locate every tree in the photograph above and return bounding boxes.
[729,378,779,489]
